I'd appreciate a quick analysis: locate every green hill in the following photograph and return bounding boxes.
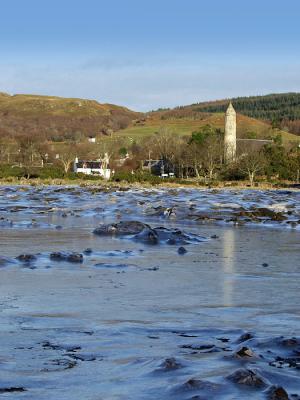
[162,93,300,135]
[114,109,299,146]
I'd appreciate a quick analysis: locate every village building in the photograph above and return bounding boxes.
[74,154,111,179]
[142,159,175,177]
[88,136,96,143]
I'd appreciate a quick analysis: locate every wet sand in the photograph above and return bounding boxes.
[0,186,299,399]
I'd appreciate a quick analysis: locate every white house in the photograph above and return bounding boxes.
[88,137,96,143]
[74,157,111,179]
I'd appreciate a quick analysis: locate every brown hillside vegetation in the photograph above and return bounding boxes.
[115,110,299,145]
[156,92,300,135]
[0,92,140,141]
[0,92,299,147]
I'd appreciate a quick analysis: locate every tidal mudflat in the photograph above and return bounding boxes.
[0,185,299,399]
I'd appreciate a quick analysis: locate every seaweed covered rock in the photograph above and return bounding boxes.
[93,221,205,246]
[50,252,83,263]
[227,368,267,388]
[159,357,183,371]
[265,385,289,400]
[93,221,149,236]
[16,254,37,263]
[133,227,159,245]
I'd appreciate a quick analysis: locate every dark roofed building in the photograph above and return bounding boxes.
[142,159,174,177]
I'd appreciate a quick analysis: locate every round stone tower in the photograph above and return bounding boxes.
[224,102,237,163]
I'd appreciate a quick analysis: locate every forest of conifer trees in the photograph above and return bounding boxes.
[191,93,300,134]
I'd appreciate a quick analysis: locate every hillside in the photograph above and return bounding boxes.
[114,110,299,146]
[0,92,140,141]
[1,91,300,147]
[187,92,300,121]
[158,93,300,135]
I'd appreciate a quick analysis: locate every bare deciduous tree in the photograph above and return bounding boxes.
[188,126,223,180]
[238,145,266,186]
[57,144,79,173]
[202,134,223,179]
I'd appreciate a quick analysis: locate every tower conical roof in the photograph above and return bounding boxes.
[226,101,236,115]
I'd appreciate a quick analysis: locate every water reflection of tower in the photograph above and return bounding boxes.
[222,229,236,307]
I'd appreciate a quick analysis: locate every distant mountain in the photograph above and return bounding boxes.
[0,93,140,141]
[163,93,300,135]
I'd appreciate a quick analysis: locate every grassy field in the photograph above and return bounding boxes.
[111,112,299,146]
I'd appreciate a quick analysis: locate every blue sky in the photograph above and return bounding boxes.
[0,0,299,110]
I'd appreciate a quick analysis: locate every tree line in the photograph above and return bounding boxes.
[192,93,300,120]
[0,125,300,185]
[117,125,300,185]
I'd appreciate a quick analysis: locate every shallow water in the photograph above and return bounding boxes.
[0,186,299,399]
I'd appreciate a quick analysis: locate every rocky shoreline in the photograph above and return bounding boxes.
[0,185,299,399]
[0,177,300,191]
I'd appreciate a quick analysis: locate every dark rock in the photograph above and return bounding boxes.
[133,227,159,245]
[93,221,148,236]
[160,357,183,370]
[265,385,289,400]
[269,356,300,369]
[235,346,255,358]
[188,397,203,400]
[236,332,254,343]
[50,252,83,263]
[45,358,77,370]
[67,253,84,263]
[94,263,131,269]
[250,208,287,222]
[67,353,96,361]
[145,266,159,271]
[181,378,220,391]
[16,254,37,263]
[177,333,198,338]
[181,343,215,351]
[217,337,230,343]
[178,246,187,255]
[83,248,93,255]
[262,263,269,267]
[93,221,205,246]
[144,205,167,217]
[227,368,267,387]
[258,336,300,350]
[0,387,26,393]
[154,227,202,244]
